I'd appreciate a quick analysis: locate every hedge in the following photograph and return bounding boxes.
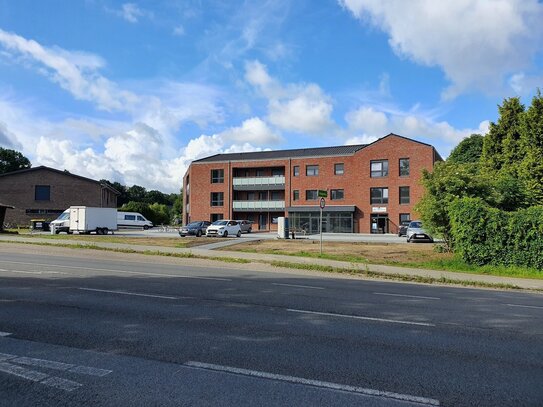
[449,198,543,270]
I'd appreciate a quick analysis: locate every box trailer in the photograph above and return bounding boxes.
[68,206,118,235]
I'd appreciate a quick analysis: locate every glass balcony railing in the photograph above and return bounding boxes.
[232,200,286,211]
[233,176,285,190]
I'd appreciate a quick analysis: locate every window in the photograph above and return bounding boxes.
[256,169,265,177]
[210,192,224,206]
[272,168,283,176]
[400,213,411,224]
[293,166,300,176]
[293,190,299,201]
[137,216,145,221]
[258,191,268,200]
[35,185,50,201]
[211,213,223,222]
[330,189,344,200]
[125,215,136,221]
[306,165,319,176]
[271,191,282,201]
[334,163,344,175]
[399,186,410,204]
[306,190,318,200]
[370,160,388,177]
[370,187,389,204]
[211,169,224,183]
[399,158,410,176]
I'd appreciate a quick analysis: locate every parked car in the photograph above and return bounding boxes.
[237,220,253,233]
[398,220,410,237]
[206,220,242,238]
[406,220,434,243]
[179,221,211,237]
[118,211,153,230]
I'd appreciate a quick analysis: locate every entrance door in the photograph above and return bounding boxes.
[259,214,267,231]
[371,214,389,234]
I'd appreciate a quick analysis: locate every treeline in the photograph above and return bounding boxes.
[417,90,543,270]
[101,181,183,226]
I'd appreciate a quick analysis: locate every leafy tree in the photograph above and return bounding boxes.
[518,90,543,206]
[127,185,147,202]
[447,134,484,164]
[481,97,525,173]
[148,203,170,225]
[171,189,183,224]
[0,147,31,174]
[144,190,169,205]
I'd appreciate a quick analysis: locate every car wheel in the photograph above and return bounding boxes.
[223,231,228,238]
[196,230,202,237]
[247,228,251,233]
[143,225,149,230]
[103,228,109,235]
[236,230,241,238]
[96,228,103,235]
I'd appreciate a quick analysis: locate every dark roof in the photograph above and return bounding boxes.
[191,133,440,163]
[0,166,120,195]
[193,144,368,163]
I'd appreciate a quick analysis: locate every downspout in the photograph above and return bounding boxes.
[228,161,232,219]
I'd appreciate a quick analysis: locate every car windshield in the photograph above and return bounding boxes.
[186,222,200,227]
[56,212,69,220]
[212,220,228,226]
[409,221,423,228]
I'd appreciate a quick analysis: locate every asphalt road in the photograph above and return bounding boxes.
[0,246,542,406]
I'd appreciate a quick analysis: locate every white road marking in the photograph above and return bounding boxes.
[0,332,12,337]
[271,283,324,290]
[0,353,16,361]
[287,308,435,327]
[0,267,66,275]
[505,303,543,310]
[373,292,440,300]
[77,287,185,300]
[0,260,231,281]
[0,361,49,381]
[185,361,440,406]
[12,356,74,371]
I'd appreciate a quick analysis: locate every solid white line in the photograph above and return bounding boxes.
[78,287,183,300]
[287,308,435,327]
[185,361,440,406]
[0,267,66,275]
[272,283,324,290]
[505,303,543,310]
[0,332,12,337]
[0,260,231,281]
[373,292,440,300]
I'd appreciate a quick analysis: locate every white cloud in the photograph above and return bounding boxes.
[119,3,145,23]
[0,28,139,111]
[340,0,543,98]
[245,60,335,134]
[220,117,282,145]
[173,25,185,36]
[345,106,388,135]
[0,121,22,149]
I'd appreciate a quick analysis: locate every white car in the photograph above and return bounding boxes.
[206,220,242,237]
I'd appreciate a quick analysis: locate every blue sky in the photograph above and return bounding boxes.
[0,0,542,192]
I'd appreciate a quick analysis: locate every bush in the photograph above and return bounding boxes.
[449,198,543,270]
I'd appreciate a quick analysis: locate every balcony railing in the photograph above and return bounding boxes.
[233,176,285,190]
[233,200,285,211]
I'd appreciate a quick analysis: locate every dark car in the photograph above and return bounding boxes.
[237,220,253,233]
[179,221,211,237]
[398,220,410,237]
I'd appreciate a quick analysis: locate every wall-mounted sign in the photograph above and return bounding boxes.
[372,207,387,213]
[318,190,328,198]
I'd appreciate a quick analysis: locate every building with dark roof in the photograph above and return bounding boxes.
[0,166,119,226]
[183,134,442,234]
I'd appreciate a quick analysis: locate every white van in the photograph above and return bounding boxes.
[117,212,153,230]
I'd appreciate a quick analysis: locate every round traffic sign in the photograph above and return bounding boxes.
[319,197,326,209]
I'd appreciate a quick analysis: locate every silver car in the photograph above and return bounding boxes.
[406,221,434,243]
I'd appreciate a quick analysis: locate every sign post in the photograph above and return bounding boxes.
[319,196,326,255]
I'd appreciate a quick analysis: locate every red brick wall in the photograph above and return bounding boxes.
[183,135,439,233]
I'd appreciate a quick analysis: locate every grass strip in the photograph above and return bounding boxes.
[1,239,533,291]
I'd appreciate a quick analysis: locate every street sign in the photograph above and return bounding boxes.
[319,197,326,209]
[318,190,328,198]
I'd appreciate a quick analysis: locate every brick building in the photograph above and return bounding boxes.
[182,134,442,234]
[0,166,119,226]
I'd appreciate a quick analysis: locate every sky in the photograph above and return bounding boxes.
[0,0,542,193]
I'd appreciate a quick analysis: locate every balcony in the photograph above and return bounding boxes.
[233,200,286,211]
[233,176,285,191]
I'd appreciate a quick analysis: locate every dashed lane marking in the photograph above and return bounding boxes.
[0,332,12,337]
[185,361,440,406]
[505,303,543,310]
[77,287,186,300]
[271,283,325,290]
[373,292,440,300]
[287,308,435,327]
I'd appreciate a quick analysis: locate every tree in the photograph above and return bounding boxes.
[518,90,543,206]
[480,97,525,173]
[447,134,484,164]
[144,190,169,205]
[171,189,183,224]
[0,147,31,174]
[127,185,147,202]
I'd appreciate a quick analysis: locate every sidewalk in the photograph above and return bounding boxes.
[1,235,542,290]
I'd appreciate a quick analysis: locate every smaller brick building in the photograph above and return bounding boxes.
[0,166,119,226]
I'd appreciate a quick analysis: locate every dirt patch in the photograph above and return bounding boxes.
[224,239,452,264]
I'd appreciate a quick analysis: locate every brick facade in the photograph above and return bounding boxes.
[0,166,118,226]
[183,134,441,233]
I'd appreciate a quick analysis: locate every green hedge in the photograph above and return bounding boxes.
[449,198,543,270]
